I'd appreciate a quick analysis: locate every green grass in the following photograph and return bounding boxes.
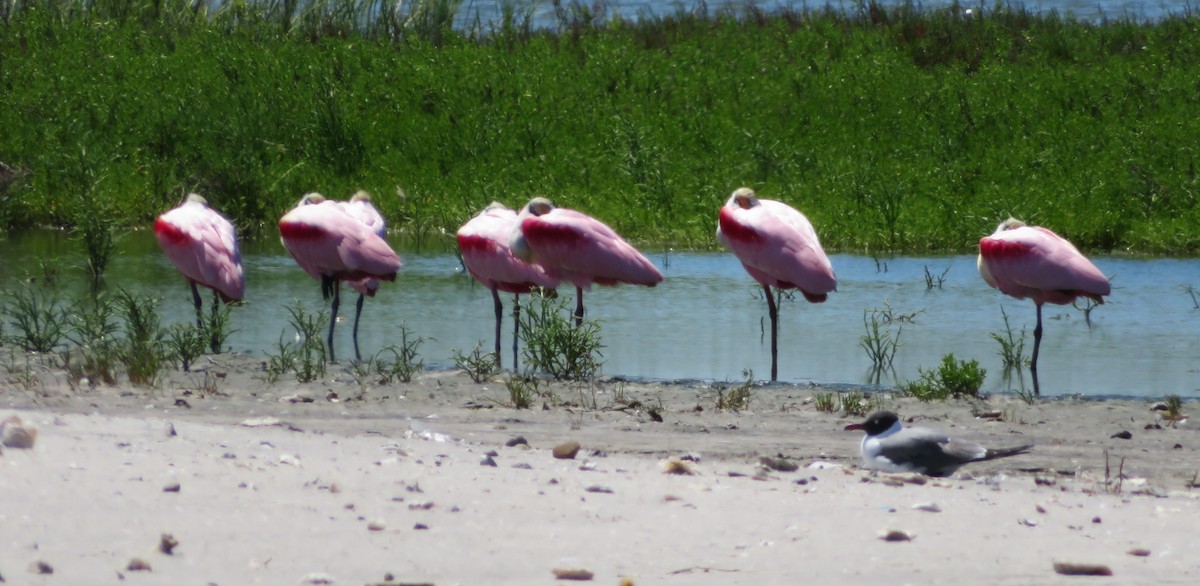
[2,2,1200,252]
[903,352,987,401]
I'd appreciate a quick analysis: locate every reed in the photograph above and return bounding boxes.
[989,305,1027,369]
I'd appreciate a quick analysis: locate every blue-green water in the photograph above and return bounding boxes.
[1,229,1197,398]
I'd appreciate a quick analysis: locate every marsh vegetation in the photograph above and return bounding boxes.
[2,1,1199,253]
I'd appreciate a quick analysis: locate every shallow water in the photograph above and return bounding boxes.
[1,229,1197,398]
[457,0,1178,27]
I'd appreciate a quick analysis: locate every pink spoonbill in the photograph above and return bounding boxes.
[457,202,560,370]
[154,193,245,353]
[338,190,390,359]
[279,193,402,362]
[717,187,837,382]
[978,218,1110,395]
[511,197,663,327]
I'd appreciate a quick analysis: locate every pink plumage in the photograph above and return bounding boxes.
[511,197,663,289]
[977,218,1110,395]
[978,219,1110,305]
[458,203,559,294]
[717,188,837,302]
[279,194,401,288]
[338,191,388,297]
[279,192,401,362]
[458,202,561,369]
[154,193,245,302]
[716,187,836,382]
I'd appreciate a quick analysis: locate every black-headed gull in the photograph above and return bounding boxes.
[845,411,1032,477]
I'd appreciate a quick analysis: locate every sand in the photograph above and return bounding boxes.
[3,352,1199,585]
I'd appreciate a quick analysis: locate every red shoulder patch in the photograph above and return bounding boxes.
[718,208,761,244]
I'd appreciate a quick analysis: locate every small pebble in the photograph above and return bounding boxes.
[879,529,914,542]
[1034,476,1056,487]
[659,458,697,476]
[413,523,429,530]
[505,436,528,447]
[912,502,941,513]
[1110,430,1133,440]
[1127,548,1151,557]
[1053,561,1113,576]
[552,441,581,460]
[758,456,798,472]
[29,560,53,574]
[551,567,594,581]
[165,423,177,437]
[367,520,386,531]
[163,482,181,493]
[584,485,613,494]
[126,558,151,572]
[300,572,336,584]
[1,417,37,449]
[159,533,179,555]
[480,456,497,467]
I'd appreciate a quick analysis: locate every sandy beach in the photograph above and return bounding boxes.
[3,352,1199,585]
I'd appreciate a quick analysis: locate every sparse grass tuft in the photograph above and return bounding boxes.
[813,391,837,413]
[165,323,207,372]
[990,306,1027,369]
[454,341,500,383]
[714,369,753,412]
[114,290,167,386]
[860,307,902,370]
[519,295,603,381]
[902,353,987,402]
[3,285,69,352]
[374,327,427,383]
[504,374,540,409]
[264,302,328,384]
[70,193,119,292]
[840,391,869,417]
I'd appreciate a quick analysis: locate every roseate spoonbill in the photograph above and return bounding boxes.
[279,193,402,362]
[978,218,1110,395]
[716,187,837,382]
[844,411,1032,477]
[339,190,388,358]
[154,193,245,353]
[511,197,662,327]
[457,202,560,370]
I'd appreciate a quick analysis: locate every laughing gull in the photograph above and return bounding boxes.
[844,411,1032,477]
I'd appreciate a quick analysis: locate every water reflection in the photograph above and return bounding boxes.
[1,229,1197,398]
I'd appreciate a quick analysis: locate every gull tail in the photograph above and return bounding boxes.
[981,444,1033,462]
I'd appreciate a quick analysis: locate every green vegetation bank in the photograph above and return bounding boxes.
[1,1,1198,253]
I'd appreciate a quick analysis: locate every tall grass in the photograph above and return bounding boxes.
[2,1,1199,252]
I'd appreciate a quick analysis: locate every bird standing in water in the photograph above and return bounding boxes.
[279,193,401,362]
[717,187,837,382]
[155,193,245,353]
[978,218,1110,395]
[457,202,559,370]
[510,197,662,327]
